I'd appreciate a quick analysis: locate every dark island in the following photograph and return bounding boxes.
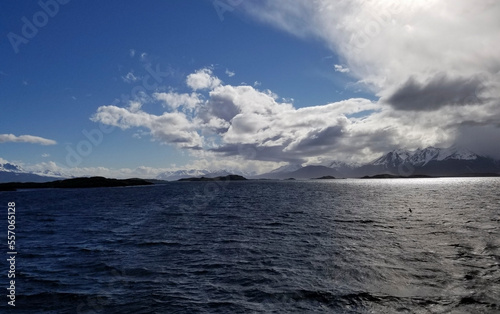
[0,176,153,191]
[178,175,247,182]
[314,176,336,180]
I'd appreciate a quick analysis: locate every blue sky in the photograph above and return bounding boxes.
[1,0,499,177]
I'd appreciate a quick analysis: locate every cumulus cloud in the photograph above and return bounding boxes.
[154,92,202,110]
[186,68,222,90]
[196,81,385,163]
[0,134,57,145]
[225,69,235,77]
[98,65,477,166]
[93,67,393,164]
[91,105,203,149]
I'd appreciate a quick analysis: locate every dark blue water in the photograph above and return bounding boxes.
[1,178,499,313]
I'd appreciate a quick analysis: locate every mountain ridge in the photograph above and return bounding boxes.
[261,146,500,178]
[1,146,499,182]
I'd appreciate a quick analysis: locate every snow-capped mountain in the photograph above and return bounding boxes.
[262,146,499,178]
[371,149,414,167]
[34,169,68,178]
[362,146,499,176]
[369,146,480,168]
[1,145,498,183]
[0,160,65,183]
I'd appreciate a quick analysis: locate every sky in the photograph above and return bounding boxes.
[1,0,500,178]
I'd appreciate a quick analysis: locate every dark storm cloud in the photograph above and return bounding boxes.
[210,144,305,164]
[286,125,344,154]
[454,124,500,159]
[385,73,485,111]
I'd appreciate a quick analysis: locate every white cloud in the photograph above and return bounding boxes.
[154,92,202,110]
[128,101,142,112]
[4,154,268,179]
[225,69,235,77]
[0,134,57,145]
[42,153,50,158]
[22,160,170,179]
[93,40,500,176]
[242,0,500,100]
[91,104,203,149]
[92,68,458,167]
[236,0,500,159]
[334,64,350,73]
[129,49,136,57]
[186,68,222,91]
[196,82,389,163]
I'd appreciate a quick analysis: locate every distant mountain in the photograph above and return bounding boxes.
[2,145,498,183]
[156,169,256,181]
[262,146,500,178]
[326,160,360,177]
[257,165,342,180]
[0,161,65,183]
[358,146,500,177]
[157,169,216,181]
[268,163,303,174]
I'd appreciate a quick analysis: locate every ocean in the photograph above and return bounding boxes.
[1,177,499,313]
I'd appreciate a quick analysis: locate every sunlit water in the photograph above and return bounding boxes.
[0,178,499,313]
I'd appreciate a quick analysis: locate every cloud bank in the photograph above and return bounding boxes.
[0,134,57,145]
[238,0,500,157]
[93,67,449,171]
[92,1,500,172]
